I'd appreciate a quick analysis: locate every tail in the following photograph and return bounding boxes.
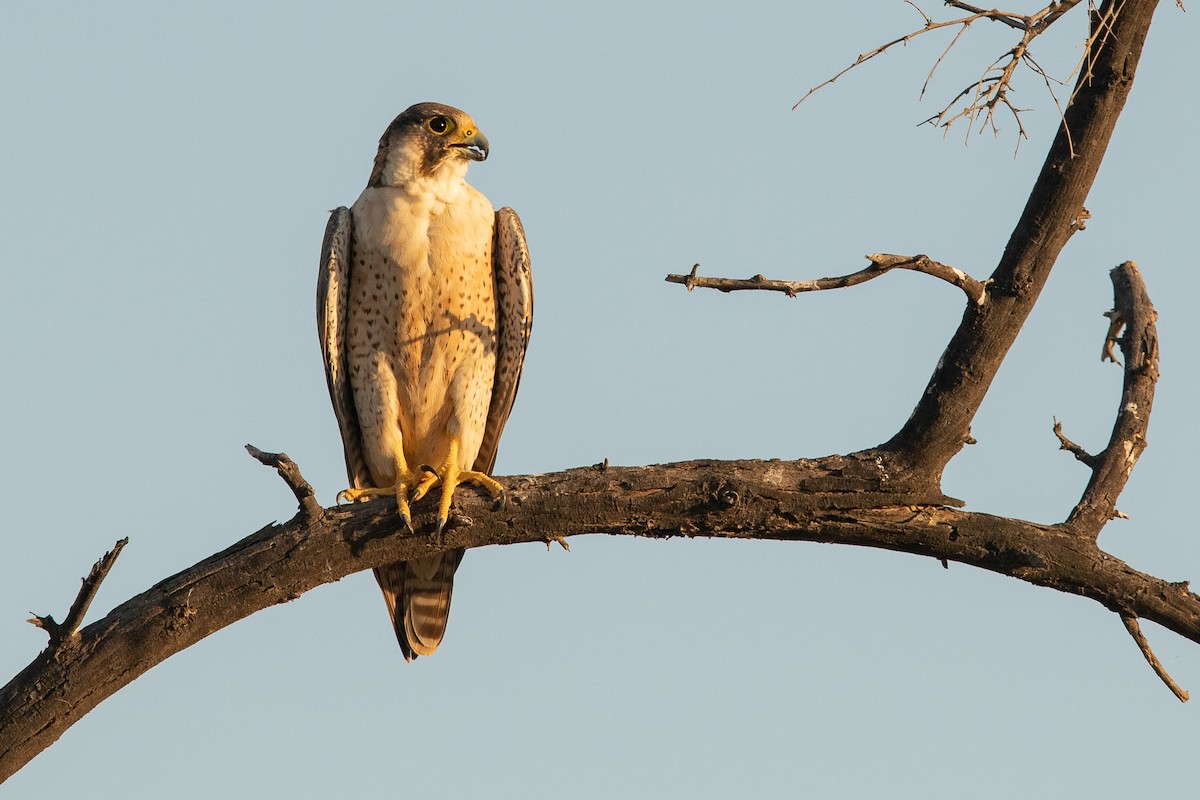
[373,549,465,661]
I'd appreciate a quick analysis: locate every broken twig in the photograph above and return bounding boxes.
[28,538,129,647]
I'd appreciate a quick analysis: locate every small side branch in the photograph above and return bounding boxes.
[246,444,323,521]
[1052,417,1100,468]
[1121,613,1189,702]
[1063,262,1160,535]
[28,537,129,647]
[665,254,986,305]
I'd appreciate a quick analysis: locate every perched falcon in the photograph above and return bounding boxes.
[317,102,533,660]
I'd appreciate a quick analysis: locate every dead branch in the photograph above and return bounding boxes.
[1063,261,1159,534]
[1122,613,1189,702]
[4,446,1200,781]
[665,254,987,304]
[883,0,1158,477]
[796,0,1087,140]
[245,444,323,521]
[1052,417,1100,468]
[26,538,128,647]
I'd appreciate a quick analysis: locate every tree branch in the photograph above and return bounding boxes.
[26,538,128,647]
[665,254,987,304]
[1122,613,1189,702]
[244,444,323,522]
[1052,416,1100,469]
[796,0,1087,139]
[883,0,1160,478]
[1060,261,1159,534]
[4,447,1200,780]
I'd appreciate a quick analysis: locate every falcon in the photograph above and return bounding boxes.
[317,102,533,660]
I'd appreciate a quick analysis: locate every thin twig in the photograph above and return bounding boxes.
[793,6,1000,110]
[246,444,323,521]
[1025,50,1074,156]
[28,538,129,647]
[666,255,988,305]
[1121,613,1189,702]
[944,0,1028,29]
[921,21,973,100]
[1052,417,1100,468]
[799,0,1089,144]
[1071,1,1123,99]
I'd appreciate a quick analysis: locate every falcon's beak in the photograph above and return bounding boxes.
[452,129,489,162]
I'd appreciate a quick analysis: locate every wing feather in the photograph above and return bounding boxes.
[317,207,371,488]
[474,207,533,473]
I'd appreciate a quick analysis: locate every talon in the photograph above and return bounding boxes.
[411,468,441,503]
[396,491,414,534]
[435,516,447,536]
[338,486,390,503]
[492,489,508,511]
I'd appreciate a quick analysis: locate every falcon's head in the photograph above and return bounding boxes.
[368,102,490,189]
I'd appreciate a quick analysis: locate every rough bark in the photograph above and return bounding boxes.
[3,447,1199,781]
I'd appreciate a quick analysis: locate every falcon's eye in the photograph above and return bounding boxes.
[426,116,452,135]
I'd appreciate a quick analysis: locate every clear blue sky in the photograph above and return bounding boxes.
[2,2,1197,797]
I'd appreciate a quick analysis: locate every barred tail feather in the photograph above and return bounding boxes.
[374,550,464,661]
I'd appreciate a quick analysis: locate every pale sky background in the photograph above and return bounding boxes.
[2,2,1197,798]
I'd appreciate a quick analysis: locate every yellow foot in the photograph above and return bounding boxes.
[336,456,423,533]
[410,439,506,533]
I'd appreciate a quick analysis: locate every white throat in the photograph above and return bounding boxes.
[383,139,471,208]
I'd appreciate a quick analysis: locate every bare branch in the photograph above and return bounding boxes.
[1052,417,1100,468]
[921,21,973,100]
[944,1,1028,29]
[665,254,987,305]
[245,444,323,521]
[5,449,1200,779]
[905,0,933,26]
[1122,613,1189,702]
[1064,261,1159,535]
[27,538,129,647]
[793,5,998,111]
[797,0,1089,141]
[884,0,1159,476]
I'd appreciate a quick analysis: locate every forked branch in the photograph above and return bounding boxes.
[884,0,1159,475]
[795,0,1088,141]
